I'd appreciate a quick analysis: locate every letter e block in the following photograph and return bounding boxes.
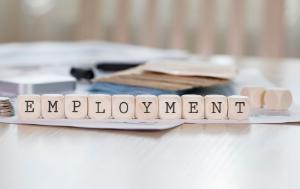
[65,94,88,119]
[88,94,112,119]
[205,95,228,120]
[112,95,135,119]
[17,95,41,120]
[182,94,204,119]
[41,94,65,119]
[135,95,158,119]
[228,95,249,120]
[158,95,182,119]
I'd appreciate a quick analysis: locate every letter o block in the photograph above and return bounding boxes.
[205,95,228,120]
[65,94,88,119]
[158,95,182,119]
[135,95,158,119]
[88,94,112,119]
[17,95,41,120]
[41,94,65,119]
[182,94,204,119]
[263,88,293,110]
[228,95,249,120]
[112,95,135,119]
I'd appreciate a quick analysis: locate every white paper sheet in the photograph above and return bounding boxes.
[0,117,184,130]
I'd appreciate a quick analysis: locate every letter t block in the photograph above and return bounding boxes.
[228,95,249,120]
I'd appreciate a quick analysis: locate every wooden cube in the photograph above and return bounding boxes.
[135,95,158,119]
[205,95,228,120]
[41,94,65,119]
[228,95,249,120]
[65,94,88,119]
[182,94,204,119]
[17,95,41,120]
[263,88,293,110]
[112,95,135,119]
[240,86,265,108]
[158,95,182,119]
[88,94,111,119]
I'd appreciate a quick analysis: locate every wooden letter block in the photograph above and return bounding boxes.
[205,95,228,120]
[41,94,65,119]
[17,95,41,120]
[88,94,111,119]
[135,95,158,119]
[240,86,265,108]
[65,94,88,119]
[228,95,249,120]
[112,95,135,119]
[158,95,182,119]
[182,94,204,119]
[263,88,293,110]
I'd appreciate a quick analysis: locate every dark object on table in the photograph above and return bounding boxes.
[70,67,95,80]
[96,63,140,72]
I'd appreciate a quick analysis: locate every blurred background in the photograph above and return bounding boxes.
[0,0,299,58]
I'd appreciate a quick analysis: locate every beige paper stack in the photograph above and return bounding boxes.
[94,60,237,91]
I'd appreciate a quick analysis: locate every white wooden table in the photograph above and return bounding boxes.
[0,58,299,189]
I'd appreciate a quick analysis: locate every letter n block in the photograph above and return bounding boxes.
[17,95,41,120]
[112,95,135,119]
[205,95,228,120]
[65,94,88,119]
[182,94,204,119]
[135,95,158,119]
[158,95,182,119]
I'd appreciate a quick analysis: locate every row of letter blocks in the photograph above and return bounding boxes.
[17,94,249,120]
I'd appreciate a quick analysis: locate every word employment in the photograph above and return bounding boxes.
[17,94,249,120]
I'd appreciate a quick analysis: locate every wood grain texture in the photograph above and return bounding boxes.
[261,0,284,58]
[0,58,300,189]
[197,0,216,57]
[227,0,245,57]
[75,0,102,40]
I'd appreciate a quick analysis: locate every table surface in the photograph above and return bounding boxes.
[0,58,300,189]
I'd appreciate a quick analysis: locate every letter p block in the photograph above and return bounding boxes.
[65,94,88,119]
